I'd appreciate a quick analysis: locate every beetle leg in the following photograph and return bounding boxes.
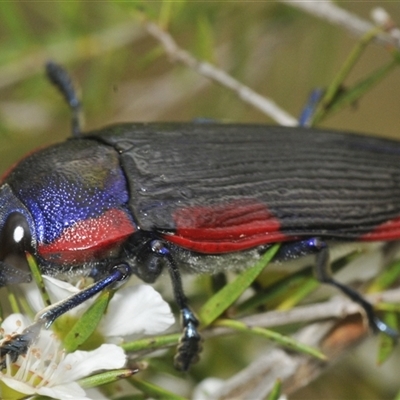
[149,239,202,371]
[0,262,131,368]
[298,88,324,127]
[314,239,398,338]
[274,237,325,261]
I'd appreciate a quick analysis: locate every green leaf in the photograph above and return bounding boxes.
[79,368,138,389]
[377,312,398,365]
[26,252,51,307]
[6,288,20,315]
[199,244,280,326]
[129,377,187,400]
[318,59,398,120]
[159,0,173,29]
[216,319,326,361]
[310,26,384,126]
[267,379,282,400]
[122,333,180,353]
[276,278,319,311]
[195,14,215,63]
[0,3,31,49]
[237,266,315,313]
[238,251,358,313]
[63,290,111,352]
[368,259,400,293]
[394,387,400,400]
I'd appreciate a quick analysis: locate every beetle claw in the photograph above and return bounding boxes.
[174,321,203,371]
[372,317,399,339]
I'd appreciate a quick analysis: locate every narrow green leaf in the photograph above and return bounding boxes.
[375,303,400,313]
[199,244,280,326]
[26,252,51,307]
[267,379,282,400]
[238,252,356,313]
[111,396,145,400]
[129,377,186,400]
[63,290,111,352]
[311,26,383,126]
[394,387,400,400]
[195,14,215,63]
[276,278,319,311]
[238,265,315,313]
[368,259,400,293]
[319,59,398,120]
[6,288,20,314]
[159,0,173,29]
[122,333,180,353]
[216,319,326,360]
[377,312,398,365]
[0,3,31,48]
[79,368,138,389]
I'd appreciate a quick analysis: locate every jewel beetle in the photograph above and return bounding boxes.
[0,62,398,372]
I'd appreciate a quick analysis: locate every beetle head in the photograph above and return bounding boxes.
[0,184,35,285]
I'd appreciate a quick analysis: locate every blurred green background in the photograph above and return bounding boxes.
[0,2,400,399]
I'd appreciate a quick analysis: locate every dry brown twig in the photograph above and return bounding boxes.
[198,287,400,398]
[281,1,400,50]
[145,22,298,127]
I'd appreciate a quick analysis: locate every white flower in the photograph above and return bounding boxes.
[192,378,225,400]
[24,275,176,340]
[0,314,126,400]
[0,277,175,399]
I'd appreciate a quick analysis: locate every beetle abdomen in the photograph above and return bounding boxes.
[89,123,400,253]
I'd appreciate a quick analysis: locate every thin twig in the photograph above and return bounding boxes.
[202,286,400,339]
[208,317,365,399]
[199,287,400,397]
[281,1,400,50]
[145,22,298,127]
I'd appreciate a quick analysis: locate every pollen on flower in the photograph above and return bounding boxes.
[0,314,127,399]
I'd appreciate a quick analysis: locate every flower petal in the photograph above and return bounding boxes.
[99,284,175,337]
[1,313,30,335]
[52,344,126,384]
[23,276,81,314]
[193,378,225,400]
[1,376,36,395]
[37,382,89,400]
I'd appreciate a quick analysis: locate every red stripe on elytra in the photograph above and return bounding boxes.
[162,231,288,253]
[165,200,289,253]
[360,216,400,241]
[38,208,135,264]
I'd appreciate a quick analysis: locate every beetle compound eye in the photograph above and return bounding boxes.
[0,212,32,271]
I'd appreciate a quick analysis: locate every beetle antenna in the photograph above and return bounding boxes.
[45,61,83,137]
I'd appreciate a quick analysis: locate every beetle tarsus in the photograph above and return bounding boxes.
[150,240,202,370]
[373,317,398,339]
[175,308,202,371]
[314,241,398,337]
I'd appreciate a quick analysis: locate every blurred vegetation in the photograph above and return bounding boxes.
[0,1,400,399]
